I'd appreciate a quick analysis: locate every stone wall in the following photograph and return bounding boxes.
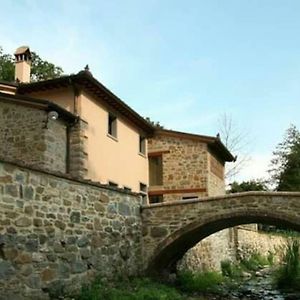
[178,227,288,273]
[207,151,225,196]
[68,119,88,178]
[178,228,235,272]
[236,227,287,263]
[0,101,67,173]
[148,134,208,202]
[0,160,143,299]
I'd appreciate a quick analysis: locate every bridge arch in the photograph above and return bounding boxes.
[142,192,300,274]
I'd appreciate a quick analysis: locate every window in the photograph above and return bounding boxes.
[149,195,163,204]
[108,113,117,138]
[108,181,118,188]
[139,136,146,155]
[182,195,198,200]
[139,182,147,204]
[149,156,163,186]
[123,186,132,192]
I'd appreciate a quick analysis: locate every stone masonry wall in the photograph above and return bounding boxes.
[236,227,287,263]
[0,101,67,173]
[148,134,208,202]
[178,228,236,272]
[0,160,143,299]
[68,119,88,178]
[207,151,225,196]
[178,227,288,273]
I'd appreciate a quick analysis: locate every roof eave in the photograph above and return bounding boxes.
[17,73,155,135]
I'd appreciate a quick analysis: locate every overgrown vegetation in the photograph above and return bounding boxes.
[76,277,183,300]
[177,271,224,293]
[220,251,274,281]
[274,239,300,291]
[74,248,300,300]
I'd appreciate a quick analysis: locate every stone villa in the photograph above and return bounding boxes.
[0,47,287,300]
[0,46,244,299]
[0,46,235,203]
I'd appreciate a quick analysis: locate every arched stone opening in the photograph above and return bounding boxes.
[147,211,300,275]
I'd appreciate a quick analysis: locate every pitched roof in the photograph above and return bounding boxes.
[154,128,236,162]
[17,71,155,135]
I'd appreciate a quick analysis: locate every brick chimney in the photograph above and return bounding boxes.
[14,46,32,83]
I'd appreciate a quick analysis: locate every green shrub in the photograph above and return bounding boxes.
[275,239,300,291]
[240,252,269,271]
[221,260,242,279]
[77,277,183,300]
[267,251,275,266]
[177,271,223,293]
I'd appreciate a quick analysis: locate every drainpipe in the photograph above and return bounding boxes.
[69,78,80,115]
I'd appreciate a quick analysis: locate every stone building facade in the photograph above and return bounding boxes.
[148,129,234,203]
[0,92,88,178]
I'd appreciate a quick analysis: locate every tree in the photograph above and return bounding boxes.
[218,113,251,180]
[30,52,63,81]
[228,179,268,194]
[0,47,14,82]
[269,125,300,191]
[0,47,63,82]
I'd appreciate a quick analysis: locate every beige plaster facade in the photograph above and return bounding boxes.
[24,87,150,192]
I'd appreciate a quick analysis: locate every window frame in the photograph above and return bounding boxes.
[108,113,117,139]
[139,135,146,155]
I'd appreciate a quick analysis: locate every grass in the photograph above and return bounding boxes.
[221,260,243,279]
[240,252,269,271]
[177,270,224,293]
[73,250,286,300]
[274,239,300,291]
[221,251,274,281]
[76,277,183,300]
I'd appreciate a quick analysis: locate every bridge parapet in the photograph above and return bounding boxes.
[141,192,300,273]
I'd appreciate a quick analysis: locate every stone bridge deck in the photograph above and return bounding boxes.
[141,192,300,273]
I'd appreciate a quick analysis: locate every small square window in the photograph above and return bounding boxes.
[139,182,147,204]
[149,195,163,204]
[140,183,147,193]
[123,186,132,192]
[108,113,117,137]
[182,195,198,200]
[139,136,146,154]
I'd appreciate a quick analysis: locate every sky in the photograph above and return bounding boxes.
[1,0,300,183]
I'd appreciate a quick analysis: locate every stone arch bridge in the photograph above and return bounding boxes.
[141,192,300,274]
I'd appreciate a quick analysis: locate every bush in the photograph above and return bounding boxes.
[240,252,269,271]
[177,271,224,293]
[221,260,242,278]
[77,277,183,300]
[275,239,300,290]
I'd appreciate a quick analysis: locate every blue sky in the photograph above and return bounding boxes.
[1,0,300,182]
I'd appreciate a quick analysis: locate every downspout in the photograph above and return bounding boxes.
[69,78,80,116]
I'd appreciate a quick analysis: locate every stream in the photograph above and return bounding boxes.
[190,267,300,300]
